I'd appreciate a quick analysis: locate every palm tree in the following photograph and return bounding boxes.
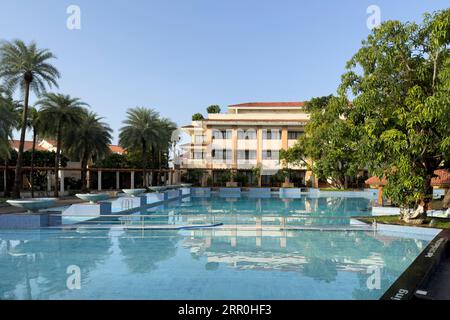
[36,93,87,197]
[21,106,40,197]
[119,107,161,187]
[0,40,60,198]
[155,117,177,168]
[64,110,113,191]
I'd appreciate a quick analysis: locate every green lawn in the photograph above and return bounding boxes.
[358,215,450,229]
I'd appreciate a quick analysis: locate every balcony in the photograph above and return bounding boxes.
[237,139,257,150]
[182,159,207,169]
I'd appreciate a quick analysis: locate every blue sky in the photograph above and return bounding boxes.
[1,0,449,143]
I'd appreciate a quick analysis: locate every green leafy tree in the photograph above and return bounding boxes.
[280,95,360,189]
[154,117,177,169]
[192,113,204,121]
[339,9,450,218]
[206,105,221,113]
[94,153,130,169]
[0,40,60,198]
[36,93,87,197]
[64,110,113,191]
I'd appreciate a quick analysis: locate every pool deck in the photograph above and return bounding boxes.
[420,255,450,299]
[381,228,450,300]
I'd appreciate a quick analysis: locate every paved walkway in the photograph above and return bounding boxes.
[0,198,86,214]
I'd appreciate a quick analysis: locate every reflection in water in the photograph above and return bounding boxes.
[0,194,431,300]
[118,230,181,274]
[0,230,112,299]
[0,227,429,299]
[183,228,428,299]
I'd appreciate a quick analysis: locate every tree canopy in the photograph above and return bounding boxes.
[192,113,204,121]
[340,9,450,208]
[206,105,221,114]
[280,95,360,188]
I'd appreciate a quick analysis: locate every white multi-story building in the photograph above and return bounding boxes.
[180,102,316,186]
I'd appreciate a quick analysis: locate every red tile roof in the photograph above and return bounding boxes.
[10,140,46,152]
[109,145,125,155]
[366,170,450,187]
[11,140,125,155]
[229,102,306,108]
[431,169,450,187]
[365,176,387,186]
[40,139,57,146]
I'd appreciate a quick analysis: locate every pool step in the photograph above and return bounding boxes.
[48,222,224,231]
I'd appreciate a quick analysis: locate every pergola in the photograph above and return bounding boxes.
[365,176,387,206]
[0,166,184,193]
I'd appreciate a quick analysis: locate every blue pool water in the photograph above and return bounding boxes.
[0,194,434,300]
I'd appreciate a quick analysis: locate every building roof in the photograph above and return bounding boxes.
[10,140,125,155]
[365,176,387,186]
[228,102,306,108]
[432,169,450,187]
[109,145,125,155]
[10,140,46,152]
[365,169,450,187]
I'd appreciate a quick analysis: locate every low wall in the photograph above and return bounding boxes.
[0,211,62,229]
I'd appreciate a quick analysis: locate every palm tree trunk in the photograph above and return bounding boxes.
[30,128,37,198]
[4,159,10,197]
[80,154,88,192]
[12,80,30,198]
[54,122,62,197]
[142,142,147,187]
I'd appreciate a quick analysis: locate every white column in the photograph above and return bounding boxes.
[86,168,90,189]
[59,170,64,194]
[116,171,120,190]
[130,171,135,189]
[47,171,51,192]
[98,170,102,191]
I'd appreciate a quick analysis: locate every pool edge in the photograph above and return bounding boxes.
[380,228,450,300]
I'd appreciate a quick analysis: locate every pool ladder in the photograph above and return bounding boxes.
[121,198,133,211]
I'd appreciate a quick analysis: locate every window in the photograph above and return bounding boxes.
[262,150,279,160]
[237,150,256,160]
[193,151,205,159]
[288,131,302,140]
[237,129,256,140]
[212,129,231,140]
[212,149,232,160]
[263,129,280,140]
[194,135,206,144]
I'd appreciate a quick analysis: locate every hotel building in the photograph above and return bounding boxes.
[180,102,316,186]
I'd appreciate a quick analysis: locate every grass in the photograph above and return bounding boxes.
[0,198,7,204]
[358,215,450,229]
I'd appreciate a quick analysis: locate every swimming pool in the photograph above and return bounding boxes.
[0,194,436,300]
